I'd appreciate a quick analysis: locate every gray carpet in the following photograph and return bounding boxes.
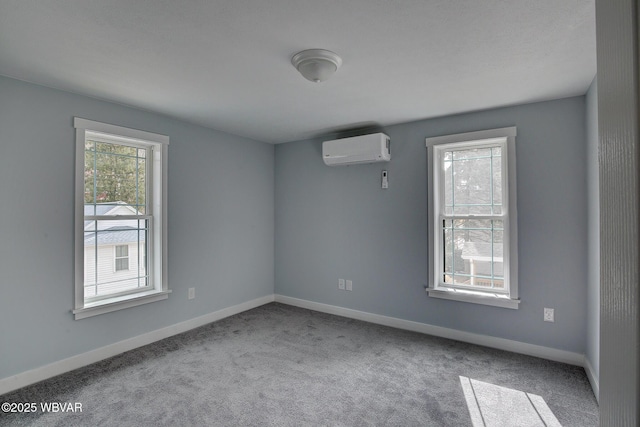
[0,303,598,426]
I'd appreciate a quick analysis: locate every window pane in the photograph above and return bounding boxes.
[84,219,149,300]
[138,219,148,278]
[137,157,146,213]
[492,147,502,215]
[491,228,504,289]
[440,219,505,291]
[95,141,137,157]
[84,141,146,212]
[452,147,491,160]
[454,159,491,215]
[443,220,454,283]
[444,158,453,215]
[83,138,150,301]
[443,145,503,216]
[94,152,137,205]
[84,150,95,213]
[84,230,97,298]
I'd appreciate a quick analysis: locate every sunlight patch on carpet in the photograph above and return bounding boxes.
[460,376,562,427]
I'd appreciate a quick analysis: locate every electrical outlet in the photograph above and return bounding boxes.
[188,288,195,300]
[338,279,345,290]
[346,280,353,291]
[544,308,554,322]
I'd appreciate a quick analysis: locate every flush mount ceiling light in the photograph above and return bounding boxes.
[291,49,342,83]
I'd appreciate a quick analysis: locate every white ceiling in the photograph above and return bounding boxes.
[0,1,596,144]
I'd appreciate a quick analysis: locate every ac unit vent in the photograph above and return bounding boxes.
[322,133,391,166]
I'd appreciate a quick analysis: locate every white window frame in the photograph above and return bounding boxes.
[73,118,170,319]
[425,127,519,309]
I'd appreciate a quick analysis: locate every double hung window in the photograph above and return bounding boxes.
[426,127,519,309]
[74,118,169,319]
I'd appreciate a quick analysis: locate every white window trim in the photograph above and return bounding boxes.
[73,118,170,320]
[425,127,519,309]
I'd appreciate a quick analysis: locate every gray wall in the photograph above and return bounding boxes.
[0,72,594,387]
[585,77,599,385]
[596,0,640,423]
[275,97,588,353]
[0,76,274,380]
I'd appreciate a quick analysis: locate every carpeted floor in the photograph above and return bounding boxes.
[0,303,598,426]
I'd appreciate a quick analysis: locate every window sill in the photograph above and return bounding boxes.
[426,287,520,309]
[73,289,171,320]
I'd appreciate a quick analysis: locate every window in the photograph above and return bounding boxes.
[114,245,129,271]
[74,118,169,319]
[426,127,519,309]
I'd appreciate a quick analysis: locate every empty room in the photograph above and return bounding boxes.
[0,1,638,426]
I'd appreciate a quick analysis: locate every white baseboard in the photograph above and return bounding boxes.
[274,295,585,367]
[584,357,600,402]
[2,294,594,400]
[0,294,275,396]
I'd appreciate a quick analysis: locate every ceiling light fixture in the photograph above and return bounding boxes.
[291,49,342,83]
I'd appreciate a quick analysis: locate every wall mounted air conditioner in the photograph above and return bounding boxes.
[322,133,391,166]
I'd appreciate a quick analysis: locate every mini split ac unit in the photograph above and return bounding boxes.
[322,133,391,166]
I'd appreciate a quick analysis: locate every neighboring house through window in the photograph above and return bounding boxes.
[425,127,519,309]
[74,118,169,319]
